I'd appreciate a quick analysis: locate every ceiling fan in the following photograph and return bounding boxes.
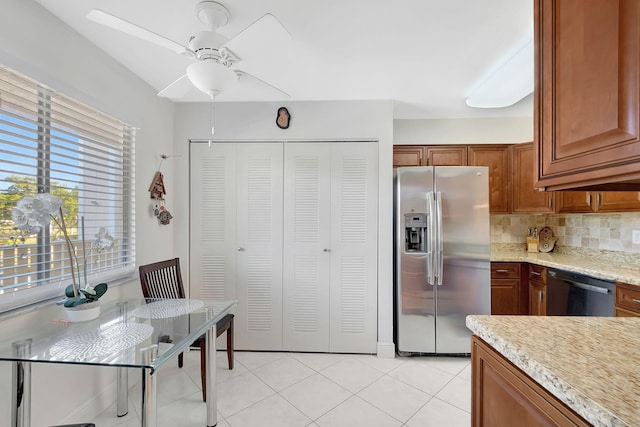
[86,1,291,100]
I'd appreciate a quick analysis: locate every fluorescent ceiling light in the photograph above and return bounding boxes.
[466,39,533,108]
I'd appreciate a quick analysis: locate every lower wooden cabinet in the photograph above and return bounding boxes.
[528,264,547,316]
[614,282,640,317]
[490,263,527,315]
[472,336,591,427]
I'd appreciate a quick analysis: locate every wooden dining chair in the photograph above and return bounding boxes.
[138,258,234,401]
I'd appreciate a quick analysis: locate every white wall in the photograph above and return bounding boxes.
[172,100,396,357]
[394,117,533,145]
[0,1,175,425]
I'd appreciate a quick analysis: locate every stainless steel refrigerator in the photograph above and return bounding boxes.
[394,166,490,355]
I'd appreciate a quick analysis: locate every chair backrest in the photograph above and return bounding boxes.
[139,258,186,300]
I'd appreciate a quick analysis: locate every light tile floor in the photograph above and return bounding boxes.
[89,350,471,427]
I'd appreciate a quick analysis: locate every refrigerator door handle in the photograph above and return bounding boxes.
[426,191,436,286]
[435,191,444,286]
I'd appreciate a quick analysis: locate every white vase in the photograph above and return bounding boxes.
[65,301,101,322]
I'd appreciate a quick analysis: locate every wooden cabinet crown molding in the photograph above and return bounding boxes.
[534,0,640,191]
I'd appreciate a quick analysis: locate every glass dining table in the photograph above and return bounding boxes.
[0,298,237,427]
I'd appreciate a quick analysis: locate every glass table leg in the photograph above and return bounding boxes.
[117,367,128,417]
[116,301,129,417]
[140,344,158,427]
[11,339,32,427]
[206,307,217,427]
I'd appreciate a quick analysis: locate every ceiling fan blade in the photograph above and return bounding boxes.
[215,70,290,101]
[238,71,290,97]
[224,13,292,93]
[86,9,187,54]
[157,74,194,100]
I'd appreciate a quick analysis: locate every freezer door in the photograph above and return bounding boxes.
[395,167,436,353]
[434,167,490,354]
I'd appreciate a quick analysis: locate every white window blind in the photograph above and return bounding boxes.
[0,65,136,313]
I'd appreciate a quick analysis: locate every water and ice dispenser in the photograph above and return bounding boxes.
[404,213,427,253]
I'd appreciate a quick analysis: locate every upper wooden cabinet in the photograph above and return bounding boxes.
[555,192,594,214]
[425,145,467,166]
[393,145,425,168]
[598,192,640,212]
[556,191,640,213]
[512,143,554,214]
[534,0,640,190]
[468,145,511,214]
[394,144,640,213]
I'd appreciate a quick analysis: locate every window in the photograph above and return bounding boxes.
[0,65,136,313]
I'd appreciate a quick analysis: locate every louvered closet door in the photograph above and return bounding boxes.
[282,143,332,351]
[189,143,238,350]
[330,142,378,353]
[190,143,237,303]
[235,143,284,350]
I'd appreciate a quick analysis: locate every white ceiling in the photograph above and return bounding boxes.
[34,0,534,119]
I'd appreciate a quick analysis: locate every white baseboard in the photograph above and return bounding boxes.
[376,341,396,358]
[57,381,117,424]
[57,371,139,424]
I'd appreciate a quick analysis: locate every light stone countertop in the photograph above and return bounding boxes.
[466,315,640,427]
[491,244,640,286]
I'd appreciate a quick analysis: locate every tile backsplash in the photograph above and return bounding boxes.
[491,212,640,253]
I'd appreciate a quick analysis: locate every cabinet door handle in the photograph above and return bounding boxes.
[531,271,541,276]
[596,193,601,207]
[539,291,543,302]
[495,269,509,273]
[237,247,245,252]
[323,248,330,253]
[632,298,640,304]
[586,193,591,206]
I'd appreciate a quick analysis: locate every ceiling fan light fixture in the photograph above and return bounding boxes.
[187,60,238,97]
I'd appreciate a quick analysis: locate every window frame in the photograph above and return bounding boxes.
[0,65,136,314]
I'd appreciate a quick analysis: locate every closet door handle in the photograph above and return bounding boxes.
[323,248,330,253]
[237,247,245,252]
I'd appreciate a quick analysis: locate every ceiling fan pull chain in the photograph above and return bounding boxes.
[208,97,215,148]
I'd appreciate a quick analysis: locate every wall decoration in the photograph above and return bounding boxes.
[158,209,173,225]
[276,107,291,129]
[148,171,166,200]
[149,154,174,225]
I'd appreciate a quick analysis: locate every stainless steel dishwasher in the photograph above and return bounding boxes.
[547,268,614,316]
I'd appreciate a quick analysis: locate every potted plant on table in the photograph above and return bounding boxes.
[11,192,114,321]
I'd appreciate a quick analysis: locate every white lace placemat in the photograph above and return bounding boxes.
[132,299,204,319]
[49,323,154,361]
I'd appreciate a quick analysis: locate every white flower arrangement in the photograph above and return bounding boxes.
[11,192,114,307]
